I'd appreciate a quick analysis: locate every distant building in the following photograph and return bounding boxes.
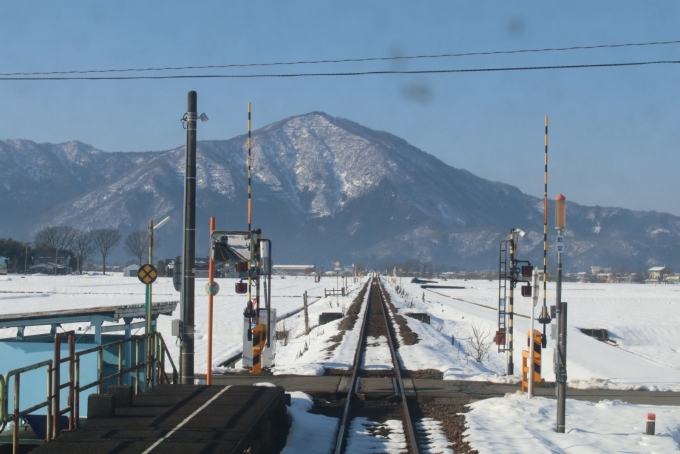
[648,266,672,283]
[31,251,72,275]
[123,264,139,277]
[576,271,592,283]
[666,274,680,284]
[272,265,315,276]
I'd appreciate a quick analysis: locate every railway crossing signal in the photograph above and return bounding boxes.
[137,264,158,285]
[498,229,535,375]
[522,329,542,395]
[209,229,275,373]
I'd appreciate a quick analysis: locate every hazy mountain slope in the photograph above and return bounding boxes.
[1,112,678,271]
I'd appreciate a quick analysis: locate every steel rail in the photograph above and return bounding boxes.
[333,277,419,454]
[333,279,372,454]
[377,278,419,454]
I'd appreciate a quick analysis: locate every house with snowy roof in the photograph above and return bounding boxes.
[648,266,672,283]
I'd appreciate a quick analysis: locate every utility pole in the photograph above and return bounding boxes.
[180,91,198,385]
[303,291,309,335]
[508,229,515,375]
[555,194,567,433]
[24,243,29,276]
[146,219,154,337]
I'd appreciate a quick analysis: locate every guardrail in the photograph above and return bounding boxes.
[1,330,177,452]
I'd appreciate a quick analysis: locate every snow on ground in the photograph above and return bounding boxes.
[5,274,677,390]
[280,391,338,454]
[382,280,519,383]
[4,274,680,452]
[283,390,456,454]
[0,273,339,374]
[415,419,453,454]
[389,278,680,390]
[360,335,392,370]
[345,417,406,453]
[271,279,369,375]
[464,392,680,453]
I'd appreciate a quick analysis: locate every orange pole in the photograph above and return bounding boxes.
[207,216,215,385]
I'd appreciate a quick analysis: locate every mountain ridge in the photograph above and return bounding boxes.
[1,111,679,272]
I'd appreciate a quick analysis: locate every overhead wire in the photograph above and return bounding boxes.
[0,38,679,77]
[0,60,678,81]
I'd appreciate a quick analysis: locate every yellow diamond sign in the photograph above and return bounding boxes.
[137,264,158,285]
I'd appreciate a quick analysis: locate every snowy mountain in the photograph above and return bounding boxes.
[2,112,680,271]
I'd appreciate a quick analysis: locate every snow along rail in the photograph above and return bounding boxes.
[333,277,419,454]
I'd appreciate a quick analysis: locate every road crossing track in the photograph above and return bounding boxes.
[333,277,419,454]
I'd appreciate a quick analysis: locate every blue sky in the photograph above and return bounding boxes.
[2,1,680,214]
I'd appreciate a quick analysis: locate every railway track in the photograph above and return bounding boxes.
[333,277,419,454]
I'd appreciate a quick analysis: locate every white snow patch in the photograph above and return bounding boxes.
[345,417,407,454]
[280,391,338,454]
[464,392,680,453]
[360,335,392,370]
[416,418,453,454]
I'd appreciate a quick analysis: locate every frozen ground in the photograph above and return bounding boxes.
[465,392,680,453]
[260,278,369,375]
[389,278,680,391]
[282,389,452,454]
[2,274,680,452]
[0,273,357,375]
[6,274,678,390]
[360,335,392,370]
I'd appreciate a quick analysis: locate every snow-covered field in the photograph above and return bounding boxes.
[465,392,680,453]
[0,273,366,375]
[2,274,680,452]
[390,278,680,391]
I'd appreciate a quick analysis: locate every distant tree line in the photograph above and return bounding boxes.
[382,259,435,278]
[33,226,122,274]
[0,238,33,272]
[0,226,161,275]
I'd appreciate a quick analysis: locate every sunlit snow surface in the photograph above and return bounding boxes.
[0,273,333,375]
[415,419,453,454]
[280,391,338,454]
[464,392,680,453]
[345,417,407,454]
[2,274,679,388]
[4,274,680,452]
[360,335,392,370]
[388,278,680,391]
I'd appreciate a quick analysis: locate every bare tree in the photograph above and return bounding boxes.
[125,230,148,265]
[34,226,77,274]
[124,230,162,265]
[466,321,493,364]
[71,230,95,275]
[91,229,121,275]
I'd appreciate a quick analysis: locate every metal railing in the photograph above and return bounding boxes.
[1,330,178,451]
[73,332,178,428]
[53,331,75,438]
[0,360,53,453]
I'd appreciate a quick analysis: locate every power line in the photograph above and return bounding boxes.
[0,60,678,81]
[1,39,680,77]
